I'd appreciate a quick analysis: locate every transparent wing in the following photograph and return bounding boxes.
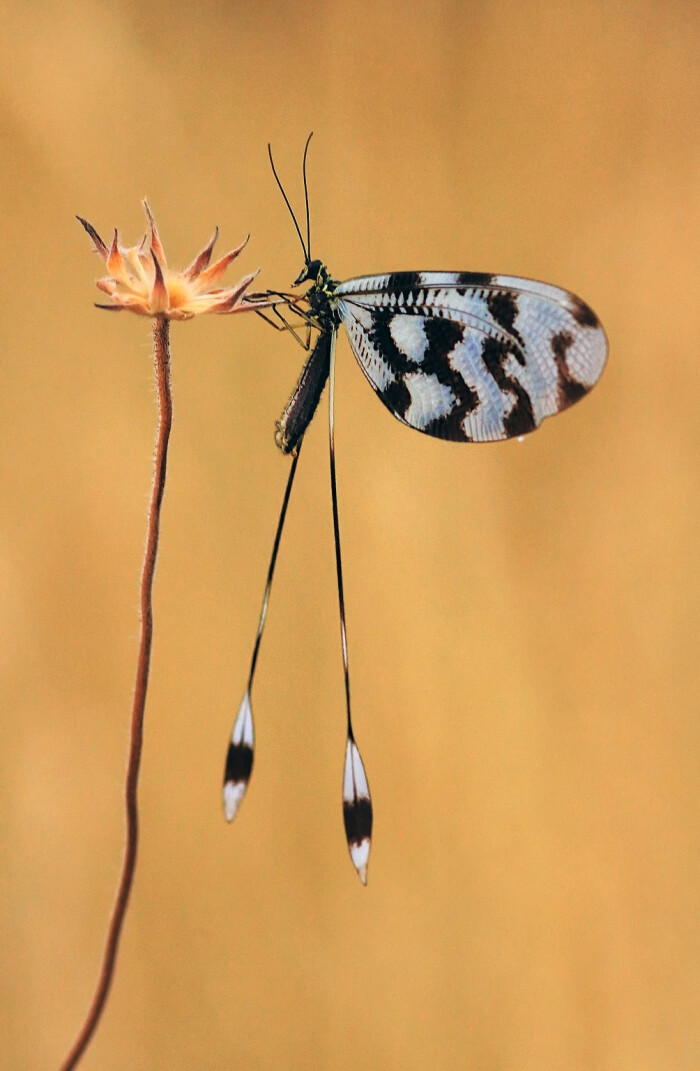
[336,271,608,442]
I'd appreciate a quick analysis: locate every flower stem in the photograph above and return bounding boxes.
[60,315,173,1070]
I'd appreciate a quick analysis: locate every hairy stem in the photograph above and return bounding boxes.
[60,315,173,1070]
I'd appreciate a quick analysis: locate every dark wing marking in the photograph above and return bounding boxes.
[336,272,608,443]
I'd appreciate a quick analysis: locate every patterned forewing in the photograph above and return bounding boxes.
[337,272,607,442]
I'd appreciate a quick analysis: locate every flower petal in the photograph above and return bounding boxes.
[193,235,250,291]
[107,230,130,283]
[208,270,259,313]
[143,200,167,268]
[183,228,219,281]
[77,216,109,260]
[95,277,118,295]
[96,293,150,314]
[123,240,152,287]
[149,251,169,314]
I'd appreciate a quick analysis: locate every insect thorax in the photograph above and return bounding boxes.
[297,260,340,323]
[275,263,340,456]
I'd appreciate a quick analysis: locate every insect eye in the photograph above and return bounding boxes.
[293,259,323,287]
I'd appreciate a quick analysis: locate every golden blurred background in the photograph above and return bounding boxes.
[1,1,698,1068]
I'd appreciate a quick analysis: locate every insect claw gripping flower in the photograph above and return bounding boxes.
[77,200,268,320]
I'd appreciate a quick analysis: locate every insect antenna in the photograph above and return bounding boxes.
[222,447,302,822]
[268,139,310,266]
[327,335,373,884]
[302,131,313,261]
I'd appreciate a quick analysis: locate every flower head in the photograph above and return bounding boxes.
[78,201,268,320]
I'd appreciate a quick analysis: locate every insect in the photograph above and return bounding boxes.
[222,136,608,884]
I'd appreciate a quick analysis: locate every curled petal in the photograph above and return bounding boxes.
[123,242,152,287]
[97,295,151,314]
[143,200,167,268]
[95,277,118,295]
[77,216,109,260]
[208,270,259,313]
[149,251,169,314]
[136,234,150,270]
[183,228,219,281]
[107,230,130,283]
[121,239,148,278]
[194,235,250,290]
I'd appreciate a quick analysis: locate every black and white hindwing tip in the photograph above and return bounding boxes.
[343,737,373,885]
[223,690,254,822]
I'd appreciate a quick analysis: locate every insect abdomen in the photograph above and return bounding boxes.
[275,329,332,455]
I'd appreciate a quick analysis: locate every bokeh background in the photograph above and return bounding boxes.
[1,1,698,1068]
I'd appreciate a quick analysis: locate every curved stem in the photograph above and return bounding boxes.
[60,315,173,1070]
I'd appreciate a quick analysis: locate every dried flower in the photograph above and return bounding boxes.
[64,200,279,1071]
[78,200,266,320]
